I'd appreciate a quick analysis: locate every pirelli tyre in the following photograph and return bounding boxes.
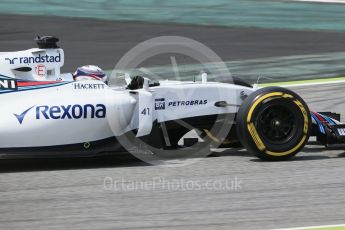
[236,87,311,161]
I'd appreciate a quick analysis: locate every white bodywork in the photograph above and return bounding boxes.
[0,46,254,149]
[0,48,65,81]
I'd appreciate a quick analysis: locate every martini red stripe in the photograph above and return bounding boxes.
[16,81,61,87]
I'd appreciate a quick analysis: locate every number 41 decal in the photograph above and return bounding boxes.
[141,108,150,115]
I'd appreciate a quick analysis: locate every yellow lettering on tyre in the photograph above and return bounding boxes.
[246,92,283,151]
[294,99,309,134]
[266,135,307,156]
[247,122,266,151]
[247,92,283,123]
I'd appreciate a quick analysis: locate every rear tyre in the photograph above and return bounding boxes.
[236,87,311,160]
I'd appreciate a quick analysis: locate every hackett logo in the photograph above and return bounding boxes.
[14,104,106,124]
[74,83,105,90]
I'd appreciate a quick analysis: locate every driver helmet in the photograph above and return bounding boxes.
[73,65,108,83]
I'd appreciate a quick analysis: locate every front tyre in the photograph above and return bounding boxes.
[236,87,311,161]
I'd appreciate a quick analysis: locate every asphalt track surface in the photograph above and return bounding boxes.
[1,15,345,230]
[2,14,345,72]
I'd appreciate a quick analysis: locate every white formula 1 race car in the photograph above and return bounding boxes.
[0,36,342,161]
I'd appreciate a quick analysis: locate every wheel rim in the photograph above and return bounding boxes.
[256,105,296,144]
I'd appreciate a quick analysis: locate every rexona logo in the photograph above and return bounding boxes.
[5,53,61,65]
[0,79,17,90]
[14,104,106,124]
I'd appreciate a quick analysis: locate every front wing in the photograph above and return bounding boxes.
[311,111,345,146]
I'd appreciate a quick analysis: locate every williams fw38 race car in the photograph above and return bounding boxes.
[0,36,344,161]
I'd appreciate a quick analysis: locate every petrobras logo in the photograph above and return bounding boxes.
[168,99,208,107]
[155,98,165,110]
[14,104,106,124]
[154,98,208,110]
[5,53,61,65]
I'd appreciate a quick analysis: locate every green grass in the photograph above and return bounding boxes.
[306,226,345,230]
[259,76,345,87]
[1,0,345,31]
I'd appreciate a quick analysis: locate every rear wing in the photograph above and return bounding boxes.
[0,36,64,81]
